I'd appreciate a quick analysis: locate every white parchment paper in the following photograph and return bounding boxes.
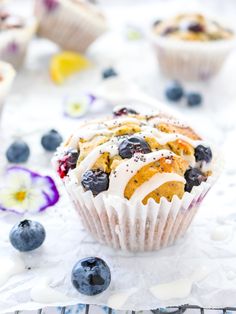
[1,0,236,312]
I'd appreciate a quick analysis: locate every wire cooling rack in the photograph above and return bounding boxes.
[14,305,236,314]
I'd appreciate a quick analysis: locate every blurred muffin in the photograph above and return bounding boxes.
[35,0,108,53]
[0,11,37,69]
[151,13,235,80]
[0,61,15,120]
[53,106,219,252]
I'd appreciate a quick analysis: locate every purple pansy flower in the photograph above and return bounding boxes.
[63,93,94,119]
[43,0,59,12]
[0,167,59,214]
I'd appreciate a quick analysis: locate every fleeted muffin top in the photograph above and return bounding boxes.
[153,13,233,41]
[54,107,213,204]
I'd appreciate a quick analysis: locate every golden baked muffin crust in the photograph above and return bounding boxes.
[54,107,213,205]
[153,13,234,41]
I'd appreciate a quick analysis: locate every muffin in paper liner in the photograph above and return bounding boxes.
[150,13,236,81]
[53,108,220,252]
[150,37,236,81]
[0,61,15,120]
[34,0,108,53]
[63,155,219,252]
[0,16,37,69]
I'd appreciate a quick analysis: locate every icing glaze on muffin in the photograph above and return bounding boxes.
[153,13,234,41]
[0,11,24,30]
[54,108,213,204]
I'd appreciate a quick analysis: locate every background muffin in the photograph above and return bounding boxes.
[0,11,37,69]
[151,13,235,81]
[35,0,108,53]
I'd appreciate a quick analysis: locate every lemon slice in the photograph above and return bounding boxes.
[50,51,91,84]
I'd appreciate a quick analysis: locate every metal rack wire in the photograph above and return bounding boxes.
[15,305,236,314]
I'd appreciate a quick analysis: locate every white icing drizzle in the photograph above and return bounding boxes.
[103,117,142,128]
[108,150,174,197]
[129,173,186,204]
[150,266,209,300]
[140,127,202,148]
[70,127,112,146]
[30,278,71,303]
[107,288,138,309]
[75,138,119,180]
[60,112,212,201]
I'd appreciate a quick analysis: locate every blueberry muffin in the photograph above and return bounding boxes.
[153,13,233,41]
[151,13,235,80]
[53,107,218,251]
[0,11,37,69]
[35,0,108,53]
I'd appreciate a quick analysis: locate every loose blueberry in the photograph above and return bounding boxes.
[162,26,178,36]
[194,145,212,163]
[82,169,109,196]
[41,129,63,152]
[6,140,30,163]
[118,136,151,159]
[153,19,162,27]
[9,220,46,252]
[186,93,202,107]
[58,148,79,179]
[184,168,207,192]
[71,257,111,296]
[113,107,138,117]
[102,68,118,79]
[188,22,204,33]
[165,81,184,102]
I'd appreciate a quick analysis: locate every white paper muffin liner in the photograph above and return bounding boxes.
[0,18,37,70]
[150,34,236,81]
[35,0,108,53]
[0,61,15,121]
[63,152,221,252]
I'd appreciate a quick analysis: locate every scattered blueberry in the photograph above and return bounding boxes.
[153,19,162,27]
[165,81,184,102]
[187,22,204,33]
[186,92,202,107]
[58,148,79,179]
[41,129,63,152]
[71,257,111,296]
[82,169,109,196]
[6,140,30,163]
[113,107,138,117]
[9,220,46,252]
[102,68,118,79]
[194,145,212,163]
[118,136,151,159]
[184,168,207,192]
[162,26,178,36]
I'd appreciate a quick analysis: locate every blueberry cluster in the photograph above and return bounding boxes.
[113,106,138,117]
[165,81,202,107]
[6,129,63,163]
[160,21,205,36]
[81,135,151,196]
[58,148,79,178]
[184,144,212,192]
